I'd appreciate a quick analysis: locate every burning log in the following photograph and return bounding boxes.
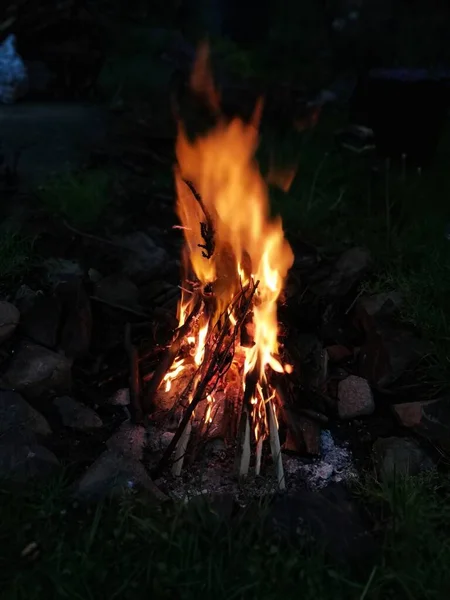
[152,282,258,479]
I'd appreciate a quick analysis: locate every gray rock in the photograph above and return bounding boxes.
[54,396,103,431]
[72,450,167,502]
[116,232,169,282]
[358,291,402,318]
[359,326,431,388]
[106,422,147,460]
[392,397,450,452]
[20,294,61,348]
[43,258,83,284]
[338,375,374,419]
[0,301,20,345]
[0,390,51,436]
[372,437,434,480]
[56,279,92,359]
[0,434,59,482]
[311,247,371,297]
[1,341,72,398]
[94,274,140,309]
[109,388,130,406]
[14,285,42,314]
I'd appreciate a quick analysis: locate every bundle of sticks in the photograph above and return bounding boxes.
[141,186,283,487]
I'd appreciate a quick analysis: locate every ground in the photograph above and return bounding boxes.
[1,3,450,599]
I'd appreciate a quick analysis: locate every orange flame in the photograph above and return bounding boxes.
[172,44,294,441]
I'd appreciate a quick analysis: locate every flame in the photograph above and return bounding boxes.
[172,43,294,441]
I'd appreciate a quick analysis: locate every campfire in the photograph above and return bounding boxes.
[146,45,294,489]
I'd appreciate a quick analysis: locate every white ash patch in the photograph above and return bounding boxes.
[285,430,357,491]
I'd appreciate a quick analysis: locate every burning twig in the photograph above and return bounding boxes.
[143,295,203,414]
[183,179,215,259]
[124,323,143,423]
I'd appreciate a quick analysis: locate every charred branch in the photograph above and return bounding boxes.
[183,179,215,259]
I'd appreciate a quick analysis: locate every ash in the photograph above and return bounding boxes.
[148,428,357,504]
[284,430,358,491]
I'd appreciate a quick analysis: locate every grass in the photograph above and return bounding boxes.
[1,473,449,599]
[0,227,34,282]
[37,170,111,228]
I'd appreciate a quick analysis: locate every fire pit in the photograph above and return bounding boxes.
[142,45,295,489]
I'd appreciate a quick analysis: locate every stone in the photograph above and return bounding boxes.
[310,247,371,297]
[94,274,140,309]
[268,483,376,566]
[357,291,402,318]
[43,258,83,284]
[338,375,374,419]
[1,341,72,398]
[0,434,59,482]
[325,344,352,363]
[372,436,434,480]
[284,414,321,456]
[20,294,61,348]
[72,450,167,502]
[54,396,103,431]
[106,422,147,460]
[358,325,431,387]
[116,232,169,282]
[0,390,51,436]
[56,279,92,359]
[14,284,41,314]
[109,388,130,406]
[392,397,450,452]
[0,300,20,344]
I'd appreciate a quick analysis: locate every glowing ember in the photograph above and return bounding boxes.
[157,43,294,483]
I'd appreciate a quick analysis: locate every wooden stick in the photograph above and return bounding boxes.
[236,410,251,478]
[255,437,263,476]
[235,364,259,478]
[124,323,143,423]
[171,418,192,476]
[267,400,285,490]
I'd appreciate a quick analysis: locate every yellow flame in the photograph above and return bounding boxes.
[173,43,294,440]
